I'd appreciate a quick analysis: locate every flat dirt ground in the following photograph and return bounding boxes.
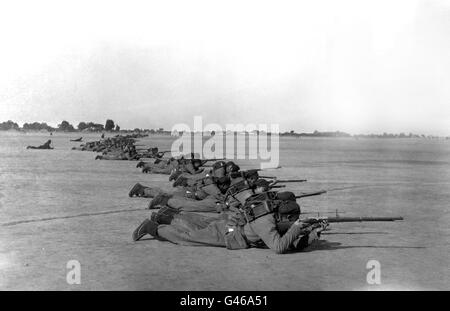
[0,132,449,290]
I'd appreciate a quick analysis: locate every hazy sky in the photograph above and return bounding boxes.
[0,0,449,135]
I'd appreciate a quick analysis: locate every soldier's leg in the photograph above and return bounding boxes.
[142,187,166,198]
[151,205,223,227]
[165,197,195,209]
[150,167,172,174]
[143,187,185,198]
[170,212,222,231]
[142,162,156,170]
[178,172,208,184]
[154,161,168,168]
[157,219,227,247]
[167,196,218,213]
[100,154,114,160]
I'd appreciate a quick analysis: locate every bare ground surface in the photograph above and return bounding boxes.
[0,133,449,290]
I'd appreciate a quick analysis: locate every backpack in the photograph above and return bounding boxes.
[225,179,251,200]
[242,192,301,234]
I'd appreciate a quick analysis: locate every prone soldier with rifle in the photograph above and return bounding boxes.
[128,162,232,213]
[132,158,404,253]
[136,148,173,170]
[169,157,227,183]
[132,175,332,253]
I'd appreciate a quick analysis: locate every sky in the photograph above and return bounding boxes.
[0,0,449,135]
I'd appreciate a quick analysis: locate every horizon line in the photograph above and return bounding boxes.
[0,119,448,138]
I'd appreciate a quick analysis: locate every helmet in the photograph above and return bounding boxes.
[212,161,226,170]
[192,159,203,168]
[212,161,226,178]
[252,179,270,191]
[243,169,259,183]
[226,161,240,173]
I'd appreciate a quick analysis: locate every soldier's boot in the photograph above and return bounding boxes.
[95,155,102,160]
[169,169,183,181]
[142,167,151,174]
[128,183,147,197]
[136,161,146,168]
[173,176,188,187]
[132,219,159,241]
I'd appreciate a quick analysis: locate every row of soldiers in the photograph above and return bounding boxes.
[73,137,403,253]
[129,155,328,254]
[72,133,148,160]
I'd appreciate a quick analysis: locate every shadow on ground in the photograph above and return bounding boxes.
[303,240,427,252]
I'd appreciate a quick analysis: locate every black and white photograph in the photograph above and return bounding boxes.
[0,0,449,296]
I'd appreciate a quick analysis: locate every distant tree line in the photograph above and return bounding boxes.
[279,130,445,139]
[23,122,54,131]
[77,121,104,131]
[280,130,351,137]
[0,119,121,132]
[77,119,120,132]
[2,120,445,139]
[0,120,20,130]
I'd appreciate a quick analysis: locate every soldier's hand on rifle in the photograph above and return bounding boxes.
[294,219,313,229]
[294,218,329,232]
[313,220,329,232]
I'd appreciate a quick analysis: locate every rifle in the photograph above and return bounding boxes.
[301,210,345,215]
[200,158,226,162]
[269,185,286,189]
[301,216,404,224]
[270,179,307,187]
[295,190,327,198]
[274,179,307,183]
[139,150,172,157]
[276,214,404,233]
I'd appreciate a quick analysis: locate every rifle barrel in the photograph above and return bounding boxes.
[295,190,326,198]
[305,216,404,223]
[277,179,307,183]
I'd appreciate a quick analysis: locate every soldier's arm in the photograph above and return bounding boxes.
[248,215,307,254]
